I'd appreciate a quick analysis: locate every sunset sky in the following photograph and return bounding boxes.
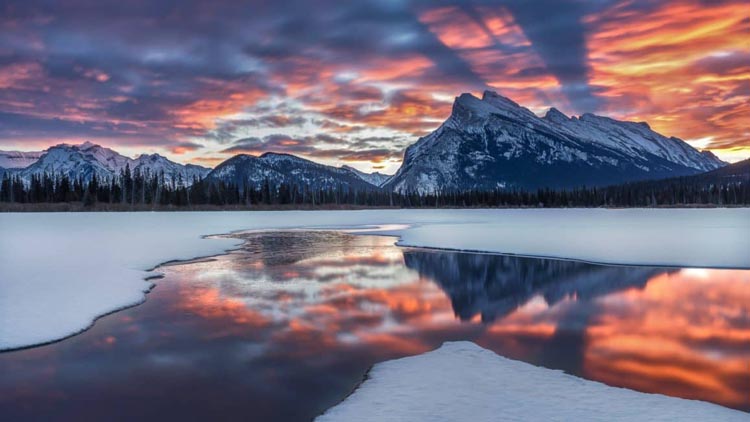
[1,0,748,172]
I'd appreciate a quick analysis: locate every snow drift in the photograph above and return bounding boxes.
[316,342,748,421]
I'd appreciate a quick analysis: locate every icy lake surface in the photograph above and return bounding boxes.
[1,209,749,351]
[0,231,747,420]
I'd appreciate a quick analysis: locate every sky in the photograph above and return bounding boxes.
[0,0,748,172]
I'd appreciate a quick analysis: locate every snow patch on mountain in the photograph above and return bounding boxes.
[545,111,725,171]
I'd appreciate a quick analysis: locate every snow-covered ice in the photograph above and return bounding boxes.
[316,341,749,421]
[1,209,748,350]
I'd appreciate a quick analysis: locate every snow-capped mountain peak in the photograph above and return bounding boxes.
[259,151,311,165]
[449,93,498,124]
[385,90,726,194]
[544,107,569,124]
[481,90,524,111]
[449,92,540,130]
[207,152,381,192]
[12,142,210,186]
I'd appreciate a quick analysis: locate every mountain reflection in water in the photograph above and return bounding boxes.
[402,250,670,322]
[0,231,747,421]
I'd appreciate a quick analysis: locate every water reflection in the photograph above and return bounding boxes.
[403,250,670,322]
[0,231,747,421]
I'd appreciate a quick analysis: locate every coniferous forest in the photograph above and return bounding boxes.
[1,160,748,209]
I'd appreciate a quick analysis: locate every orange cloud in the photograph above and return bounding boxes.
[0,62,44,89]
[418,5,567,112]
[419,7,494,49]
[585,0,750,160]
[171,81,268,132]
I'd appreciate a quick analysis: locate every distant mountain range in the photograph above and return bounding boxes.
[0,142,210,186]
[0,150,44,169]
[0,142,388,191]
[1,91,729,192]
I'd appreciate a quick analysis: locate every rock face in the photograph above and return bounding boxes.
[207,152,379,191]
[385,91,726,193]
[12,142,210,186]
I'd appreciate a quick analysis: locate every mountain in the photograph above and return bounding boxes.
[132,153,211,185]
[4,142,388,192]
[341,165,392,187]
[696,157,749,181]
[385,91,726,193]
[629,157,748,187]
[207,152,379,191]
[15,142,210,186]
[0,150,44,169]
[597,157,749,205]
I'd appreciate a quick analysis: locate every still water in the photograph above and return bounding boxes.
[0,231,748,420]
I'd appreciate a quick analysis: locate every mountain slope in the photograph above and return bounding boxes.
[342,165,392,187]
[16,142,210,186]
[695,158,749,181]
[385,91,725,193]
[208,152,379,191]
[132,153,210,185]
[607,158,749,193]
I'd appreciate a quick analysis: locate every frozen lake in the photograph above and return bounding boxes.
[2,209,749,351]
[1,231,747,420]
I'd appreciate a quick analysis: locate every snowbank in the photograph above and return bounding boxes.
[317,341,748,421]
[391,208,750,268]
[1,209,748,350]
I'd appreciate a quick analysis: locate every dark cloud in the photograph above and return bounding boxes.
[207,114,309,143]
[0,111,167,144]
[170,141,204,154]
[494,0,602,112]
[222,134,322,156]
[221,133,402,163]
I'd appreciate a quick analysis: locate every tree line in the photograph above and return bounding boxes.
[1,165,748,208]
